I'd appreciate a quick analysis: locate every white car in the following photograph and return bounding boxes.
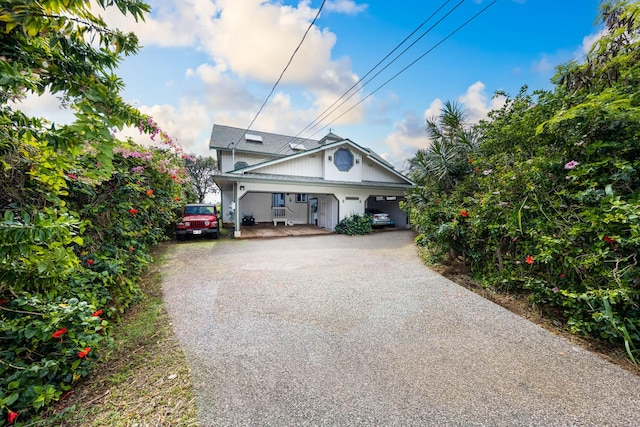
[365,208,393,227]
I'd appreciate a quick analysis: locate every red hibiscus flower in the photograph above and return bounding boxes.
[603,236,617,244]
[146,189,153,196]
[86,259,95,266]
[53,327,67,341]
[7,410,18,424]
[68,173,77,180]
[92,309,103,317]
[525,255,534,265]
[129,208,138,215]
[460,210,469,218]
[78,347,91,359]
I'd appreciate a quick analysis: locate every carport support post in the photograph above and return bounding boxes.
[233,182,241,238]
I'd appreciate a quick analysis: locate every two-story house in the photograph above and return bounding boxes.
[209,124,414,237]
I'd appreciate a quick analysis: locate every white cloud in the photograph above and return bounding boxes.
[580,29,606,57]
[103,0,359,90]
[457,81,505,124]
[101,0,367,137]
[324,0,368,15]
[423,98,444,123]
[382,82,506,167]
[531,56,554,75]
[7,90,74,125]
[120,98,212,156]
[383,111,432,167]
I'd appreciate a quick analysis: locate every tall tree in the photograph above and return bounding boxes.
[185,155,219,203]
[408,100,477,193]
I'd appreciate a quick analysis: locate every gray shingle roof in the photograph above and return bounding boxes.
[209,124,323,157]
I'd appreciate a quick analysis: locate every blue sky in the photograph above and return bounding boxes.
[17,0,603,169]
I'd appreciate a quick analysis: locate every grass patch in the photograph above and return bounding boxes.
[35,243,198,427]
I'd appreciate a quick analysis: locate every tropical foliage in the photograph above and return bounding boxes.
[335,214,373,236]
[0,1,192,423]
[405,0,640,362]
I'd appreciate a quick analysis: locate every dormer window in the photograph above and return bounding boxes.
[245,133,263,143]
[234,161,249,170]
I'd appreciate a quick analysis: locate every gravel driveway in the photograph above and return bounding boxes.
[160,231,640,426]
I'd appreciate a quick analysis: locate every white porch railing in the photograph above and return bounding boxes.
[272,206,293,226]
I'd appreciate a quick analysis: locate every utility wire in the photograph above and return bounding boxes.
[232,0,327,147]
[273,0,457,155]
[306,0,498,140]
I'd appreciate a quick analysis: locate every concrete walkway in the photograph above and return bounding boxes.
[160,231,640,426]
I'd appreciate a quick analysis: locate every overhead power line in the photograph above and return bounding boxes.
[232,0,327,147]
[274,0,458,154]
[306,0,498,140]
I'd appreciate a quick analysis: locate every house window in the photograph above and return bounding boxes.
[272,193,285,207]
[234,161,249,170]
[295,194,308,203]
[334,148,354,172]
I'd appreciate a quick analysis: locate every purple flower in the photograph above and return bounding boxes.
[552,287,559,293]
[131,166,145,174]
[482,169,493,175]
[564,160,579,169]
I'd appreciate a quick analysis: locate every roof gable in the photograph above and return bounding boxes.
[239,139,414,186]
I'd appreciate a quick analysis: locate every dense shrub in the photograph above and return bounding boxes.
[335,214,373,235]
[0,1,193,423]
[406,0,640,362]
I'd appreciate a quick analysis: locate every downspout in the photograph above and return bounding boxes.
[233,181,241,238]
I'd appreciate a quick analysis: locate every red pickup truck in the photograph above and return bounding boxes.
[176,204,219,240]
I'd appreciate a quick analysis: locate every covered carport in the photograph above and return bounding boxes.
[366,195,409,228]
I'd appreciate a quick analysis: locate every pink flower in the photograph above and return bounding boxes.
[482,169,493,175]
[552,287,559,293]
[7,410,18,424]
[564,160,579,169]
[525,255,534,265]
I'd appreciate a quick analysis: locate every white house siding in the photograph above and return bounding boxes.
[219,152,273,173]
[252,154,323,178]
[239,192,272,221]
[221,189,234,222]
[323,147,363,183]
[317,194,338,230]
[362,161,406,183]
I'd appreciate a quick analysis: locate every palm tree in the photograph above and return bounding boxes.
[409,100,477,193]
